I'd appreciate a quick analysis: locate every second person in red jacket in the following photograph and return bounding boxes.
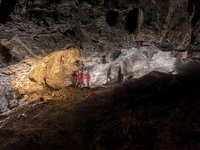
[76,70,83,87]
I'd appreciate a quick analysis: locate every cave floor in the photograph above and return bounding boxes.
[0,71,200,150]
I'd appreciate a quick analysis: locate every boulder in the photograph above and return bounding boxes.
[18,48,82,94]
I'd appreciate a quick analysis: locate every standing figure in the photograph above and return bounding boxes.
[85,71,91,87]
[72,70,77,87]
[76,70,83,87]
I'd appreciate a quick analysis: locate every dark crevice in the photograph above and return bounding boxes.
[0,0,18,23]
[187,0,200,27]
[187,0,195,15]
[46,0,62,5]
[125,8,139,34]
[102,55,106,64]
[187,0,200,48]
[106,10,118,26]
[191,3,200,27]
[112,50,121,61]
[0,46,12,64]
[29,9,43,20]
[63,29,76,38]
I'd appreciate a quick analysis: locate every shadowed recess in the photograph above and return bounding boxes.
[125,8,139,34]
[106,10,119,26]
[0,0,18,23]
[0,45,12,63]
[187,0,200,27]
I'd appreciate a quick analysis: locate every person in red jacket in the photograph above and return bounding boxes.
[85,71,91,87]
[76,70,83,87]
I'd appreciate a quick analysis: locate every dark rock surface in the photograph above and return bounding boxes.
[0,0,199,53]
[0,70,200,150]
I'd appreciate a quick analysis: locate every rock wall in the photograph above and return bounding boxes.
[0,0,199,113]
[86,47,176,87]
[15,46,177,92]
[0,0,199,52]
[0,57,36,114]
[0,38,39,113]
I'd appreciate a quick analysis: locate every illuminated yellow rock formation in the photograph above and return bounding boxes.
[17,48,82,96]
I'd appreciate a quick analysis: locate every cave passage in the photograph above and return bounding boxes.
[106,10,118,26]
[0,0,18,23]
[125,8,139,34]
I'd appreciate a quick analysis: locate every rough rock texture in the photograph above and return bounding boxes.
[0,0,199,113]
[16,48,81,94]
[0,37,41,113]
[0,0,199,52]
[87,47,176,87]
[0,0,199,86]
[0,1,199,149]
[0,57,37,113]
[0,70,200,150]
[13,46,177,100]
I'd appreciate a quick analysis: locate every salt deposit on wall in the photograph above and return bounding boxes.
[86,47,177,87]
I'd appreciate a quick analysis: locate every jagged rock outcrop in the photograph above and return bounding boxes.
[0,37,43,62]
